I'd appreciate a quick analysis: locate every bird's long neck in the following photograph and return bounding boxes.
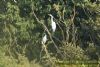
[51,17,53,23]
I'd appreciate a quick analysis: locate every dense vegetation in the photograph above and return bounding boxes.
[0,0,100,67]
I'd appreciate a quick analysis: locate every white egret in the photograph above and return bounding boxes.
[41,33,47,45]
[48,14,56,32]
[14,0,17,3]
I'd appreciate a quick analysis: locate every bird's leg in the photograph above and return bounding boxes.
[42,44,49,58]
[40,44,48,60]
[42,44,55,66]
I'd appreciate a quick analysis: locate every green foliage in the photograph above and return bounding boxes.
[61,43,89,60]
[0,0,100,67]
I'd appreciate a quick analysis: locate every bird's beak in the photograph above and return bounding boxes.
[48,14,51,16]
[48,14,50,16]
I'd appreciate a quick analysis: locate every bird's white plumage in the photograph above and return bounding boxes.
[42,34,47,44]
[49,14,56,32]
[51,20,56,32]
[14,0,17,3]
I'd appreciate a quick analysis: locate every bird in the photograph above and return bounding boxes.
[48,14,56,32]
[41,33,47,45]
[14,0,17,3]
